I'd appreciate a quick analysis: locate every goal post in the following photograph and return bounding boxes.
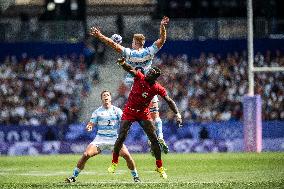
[243,0,284,152]
[243,95,262,152]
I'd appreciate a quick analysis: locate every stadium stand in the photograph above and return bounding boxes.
[112,50,284,122]
[0,55,91,126]
[0,0,283,155]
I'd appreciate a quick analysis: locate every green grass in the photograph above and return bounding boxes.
[0,152,283,189]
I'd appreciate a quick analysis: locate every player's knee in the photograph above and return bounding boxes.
[122,153,133,162]
[149,136,159,145]
[83,152,92,158]
[114,141,124,151]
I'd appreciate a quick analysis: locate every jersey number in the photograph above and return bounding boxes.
[142,92,148,98]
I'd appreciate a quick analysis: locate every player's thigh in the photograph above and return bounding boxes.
[84,144,101,157]
[118,120,132,135]
[139,120,156,137]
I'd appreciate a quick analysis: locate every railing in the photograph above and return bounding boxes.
[0,20,85,42]
[0,0,15,12]
[0,17,283,42]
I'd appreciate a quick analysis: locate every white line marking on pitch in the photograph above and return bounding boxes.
[0,170,128,176]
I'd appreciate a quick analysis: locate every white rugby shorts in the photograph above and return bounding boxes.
[90,136,117,151]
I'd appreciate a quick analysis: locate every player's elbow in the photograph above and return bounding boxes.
[115,48,123,53]
[165,97,175,106]
[156,39,165,49]
[113,44,123,53]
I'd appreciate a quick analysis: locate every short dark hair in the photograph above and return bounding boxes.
[100,90,111,99]
[152,66,161,78]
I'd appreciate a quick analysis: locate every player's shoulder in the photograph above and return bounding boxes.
[145,43,159,51]
[153,82,167,96]
[154,81,165,89]
[94,106,104,113]
[112,105,122,111]
[135,70,145,79]
[91,106,102,117]
[111,105,123,114]
[124,47,132,53]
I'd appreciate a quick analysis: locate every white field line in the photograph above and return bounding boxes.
[0,169,283,179]
[0,170,127,176]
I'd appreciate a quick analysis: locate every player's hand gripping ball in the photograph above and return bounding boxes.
[111,34,122,44]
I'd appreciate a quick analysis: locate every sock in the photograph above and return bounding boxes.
[73,167,81,177]
[156,159,163,168]
[155,117,163,139]
[130,169,139,178]
[112,152,119,164]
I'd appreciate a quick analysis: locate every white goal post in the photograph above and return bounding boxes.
[244,0,284,153]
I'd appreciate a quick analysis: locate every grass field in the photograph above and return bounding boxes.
[0,152,283,189]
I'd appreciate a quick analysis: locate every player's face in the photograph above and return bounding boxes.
[145,68,158,81]
[101,92,111,104]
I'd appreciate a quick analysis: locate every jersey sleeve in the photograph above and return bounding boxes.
[156,84,167,97]
[90,110,98,124]
[147,43,159,56]
[122,47,131,58]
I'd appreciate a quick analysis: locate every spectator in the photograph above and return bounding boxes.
[199,126,209,140]
[113,50,284,122]
[0,55,91,126]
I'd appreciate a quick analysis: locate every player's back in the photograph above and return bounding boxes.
[123,43,159,85]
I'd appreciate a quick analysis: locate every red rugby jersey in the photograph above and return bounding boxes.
[125,71,167,111]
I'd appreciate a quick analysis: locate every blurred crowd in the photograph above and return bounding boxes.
[1,50,283,127]
[113,50,284,122]
[0,55,92,126]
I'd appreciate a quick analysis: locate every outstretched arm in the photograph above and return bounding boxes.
[162,95,183,126]
[89,27,123,53]
[117,58,137,76]
[154,16,169,49]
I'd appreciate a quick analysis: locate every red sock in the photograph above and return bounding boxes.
[112,152,119,164]
[156,159,163,168]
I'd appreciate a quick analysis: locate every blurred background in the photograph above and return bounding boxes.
[0,0,283,155]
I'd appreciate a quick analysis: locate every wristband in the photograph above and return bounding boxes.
[117,59,125,66]
[176,113,181,119]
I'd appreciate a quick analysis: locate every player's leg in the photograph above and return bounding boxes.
[119,144,141,182]
[150,97,163,139]
[65,144,101,183]
[150,96,169,154]
[139,120,167,179]
[109,120,132,171]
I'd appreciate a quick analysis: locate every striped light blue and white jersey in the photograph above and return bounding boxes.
[90,105,123,139]
[122,43,160,86]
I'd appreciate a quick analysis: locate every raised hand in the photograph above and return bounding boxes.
[176,113,183,128]
[89,27,101,37]
[161,16,169,26]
